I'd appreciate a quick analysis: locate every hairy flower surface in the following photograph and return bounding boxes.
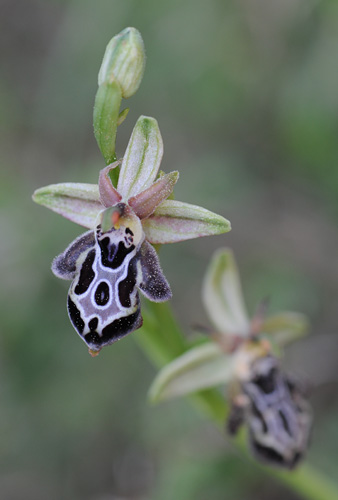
[33,117,230,354]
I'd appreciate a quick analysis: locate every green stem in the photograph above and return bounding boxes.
[271,464,338,500]
[136,302,338,500]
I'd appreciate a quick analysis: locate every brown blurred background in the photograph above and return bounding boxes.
[1,0,338,498]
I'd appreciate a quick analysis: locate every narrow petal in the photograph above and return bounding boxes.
[149,343,233,402]
[138,240,172,302]
[142,200,231,244]
[52,230,95,280]
[261,312,309,348]
[117,116,163,199]
[202,249,250,338]
[128,171,179,219]
[98,164,122,207]
[32,183,103,228]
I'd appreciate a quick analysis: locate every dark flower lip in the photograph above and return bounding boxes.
[51,207,172,354]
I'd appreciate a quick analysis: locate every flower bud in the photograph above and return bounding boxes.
[98,27,145,99]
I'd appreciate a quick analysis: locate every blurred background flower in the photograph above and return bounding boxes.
[1,0,338,498]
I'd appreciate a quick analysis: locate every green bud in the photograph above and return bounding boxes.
[98,27,146,99]
[93,80,122,164]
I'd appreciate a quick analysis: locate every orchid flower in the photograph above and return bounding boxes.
[149,249,311,469]
[32,27,231,355]
[33,117,230,355]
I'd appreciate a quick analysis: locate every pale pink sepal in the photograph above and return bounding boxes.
[202,249,250,338]
[32,183,104,229]
[128,171,179,219]
[142,200,231,244]
[117,116,163,200]
[98,163,122,207]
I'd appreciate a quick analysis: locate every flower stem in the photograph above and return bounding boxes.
[136,302,338,500]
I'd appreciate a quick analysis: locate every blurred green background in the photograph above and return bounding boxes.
[1,0,338,498]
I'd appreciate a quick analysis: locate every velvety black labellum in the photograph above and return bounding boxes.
[68,296,85,334]
[227,355,312,469]
[94,281,110,306]
[84,309,142,349]
[74,249,96,295]
[118,256,138,308]
[99,238,135,269]
[88,317,99,331]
